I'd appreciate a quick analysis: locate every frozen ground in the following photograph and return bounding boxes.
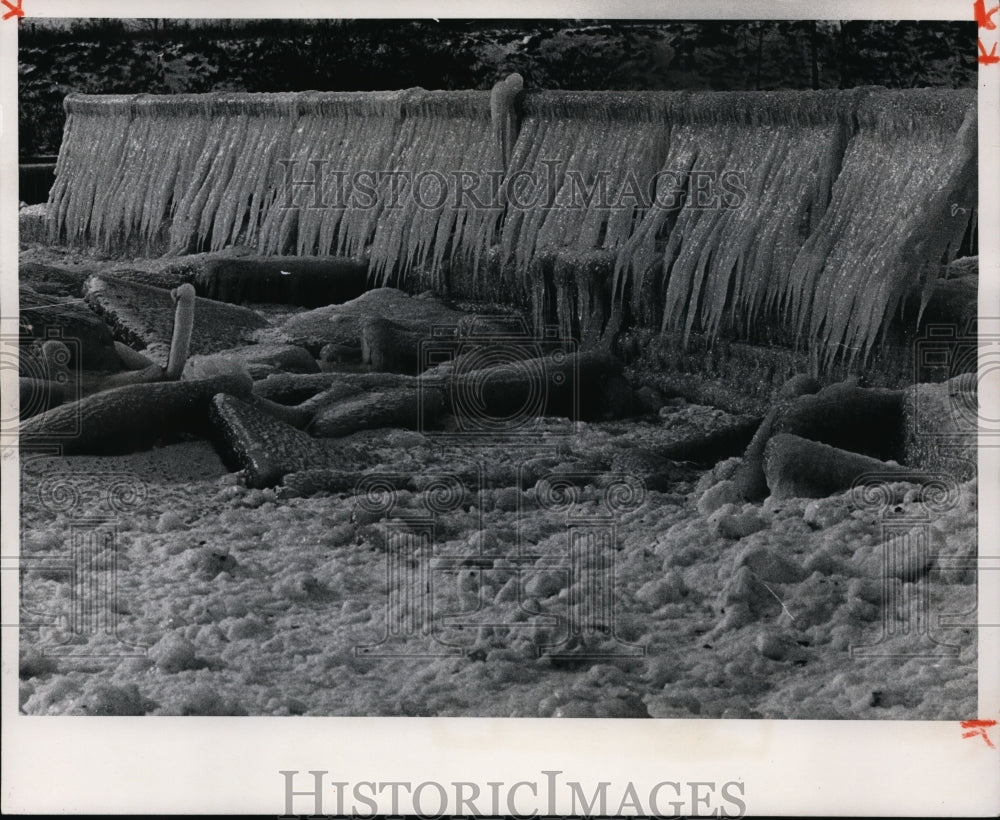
[18,406,978,718]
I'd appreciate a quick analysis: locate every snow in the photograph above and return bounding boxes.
[19,407,977,718]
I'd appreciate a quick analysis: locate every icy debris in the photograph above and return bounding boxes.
[188,546,239,580]
[70,683,156,716]
[641,655,682,688]
[493,487,521,512]
[802,497,850,529]
[242,488,277,508]
[697,479,742,516]
[636,571,687,608]
[19,648,57,679]
[644,691,703,718]
[695,457,744,496]
[225,615,268,641]
[802,550,847,576]
[150,632,207,673]
[851,529,937,582]
[755,628,807,662]
[524,570,566,599]
[710,506,768,540]
[179,686,248,716]
[156,510,186,533]
[273,572,332,601]
[494,576,520,603]
[761,494,806,517]
[776,373,821,399]
[845,578,882,611]
[18,390,976,717]
[735,543,806,583]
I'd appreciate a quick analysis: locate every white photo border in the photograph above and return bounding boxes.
[2,1,997,815]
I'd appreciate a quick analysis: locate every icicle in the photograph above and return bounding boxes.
[44,82,974,361]
[789,88,975,368]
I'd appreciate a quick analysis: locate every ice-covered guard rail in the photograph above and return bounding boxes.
[45,87,976,366]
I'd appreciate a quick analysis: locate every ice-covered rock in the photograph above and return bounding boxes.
[711,507,768,540]
[698,479,742,516]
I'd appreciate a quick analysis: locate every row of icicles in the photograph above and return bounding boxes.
[47,87,977,368]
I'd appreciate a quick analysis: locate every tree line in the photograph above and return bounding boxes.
[19,19,976,157]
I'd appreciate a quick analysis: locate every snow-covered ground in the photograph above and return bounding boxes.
[18,405,977,718]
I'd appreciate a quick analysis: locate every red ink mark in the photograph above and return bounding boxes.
[1,0,23,21]
[961,719,998,748]
[978,38,1000,64]
[975,0,1000,29]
